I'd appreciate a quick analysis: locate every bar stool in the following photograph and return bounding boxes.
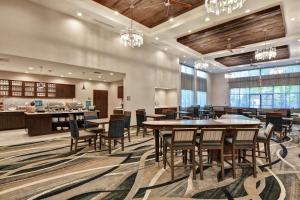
[256,123,274,169]
[163,128,197,180]
[196,128,226,180]
[225,128,259,178]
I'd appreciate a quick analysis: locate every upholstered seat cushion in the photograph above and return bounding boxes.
[225,137,253,146]
[257,132,267,141]
[86,127,105,133]
[77,130,97,139]
[195,138,222,146]
[159,130,172,138]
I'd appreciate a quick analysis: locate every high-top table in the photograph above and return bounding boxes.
[143,114,261,162]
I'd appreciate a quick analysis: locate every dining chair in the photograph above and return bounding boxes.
[197,128,226,180]
[99,115,125,154]
[69,114,97,152]
[124,111,131,142]
[266,112,287,141]
[256,123,274,169]
[84,111,105,135]
[163,128,197,180]
[225,128,259,178]
[163,109,177,120]
[136,109,146,137]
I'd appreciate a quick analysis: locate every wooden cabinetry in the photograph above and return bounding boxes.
[0,112,25,130]
[117,86,124,99]
[56,84,75,99]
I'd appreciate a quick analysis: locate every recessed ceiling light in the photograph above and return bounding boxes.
[28,67,34,70]
[185,46,188,49]
[164,47,168,51]
[25,71,29,74]
[60,75,64,78]
[109,72,114,76]
[188,30,192,33]
[155,37,159,40]
[205,17,210,22]
[77,12,82,17]
[103,80,106,82]
[89,78,92,80]
[245,9,251,13]
[114,11,119,15]
[68,72,72,75]
[290,17,296,21]
[183,55,186,58]
[297,39,300,42]
[169,17,174,22]
[98,76,102,78]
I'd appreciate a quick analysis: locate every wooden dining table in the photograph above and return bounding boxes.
[86,118,110,128]
[143,114,261,162]
[146,114,166,120]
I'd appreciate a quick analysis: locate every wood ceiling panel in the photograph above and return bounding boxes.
[215,45,290,67]
[93,0,204,28]
[177,6,286,54]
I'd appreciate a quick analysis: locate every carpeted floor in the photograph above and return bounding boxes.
[0,128,299,200]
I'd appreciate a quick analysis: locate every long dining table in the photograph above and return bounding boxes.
[143,114,261,162]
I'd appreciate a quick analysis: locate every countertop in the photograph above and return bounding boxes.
[24,110,99,115]
[0,110,26,113]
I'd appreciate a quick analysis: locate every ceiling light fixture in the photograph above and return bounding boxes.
[188,30,192,33]
[68,72,72,75]
[25,71,29,74]
[290,17,296,21]
[120,1,143,48]
[195,58,209,71]
[60,75,64,78]
[114,11,119,15]
[82,72,86,90]
[205,0,246,15]
[109,72,114,76]
[37,66,45,89]
[297,39,300,42]
[98,76,102,79]
[28,67,34,70]
[245,9,250,13]
[155,37,159,40]
[77,12,82,17]
[164,47,168,51]
[204,17,210,22]
[255,30,277,61]
[169,17,174,22]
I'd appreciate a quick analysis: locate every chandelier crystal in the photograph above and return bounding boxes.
[195,59,209,71]
[255,47,277,61]
[120,3,143,48]
[205,0,246,15]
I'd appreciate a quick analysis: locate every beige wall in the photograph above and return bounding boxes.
[0,0,180,123]
[210,73,229,106]
[155,88,178,107]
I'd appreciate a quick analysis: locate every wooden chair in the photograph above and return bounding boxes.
[99,115,125,154]
[256,123,274,169]
[266,112,287,142]
[197,128,226,180]
[69,115,97,152]
[225,128,259,178]
[159,109,177,155]
[163,128,197,180]
[136,109,146,137]
[84,111,105,135]
[124,111,131,142]
[163,109,177,120]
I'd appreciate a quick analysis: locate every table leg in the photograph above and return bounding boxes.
[154,129,160,162]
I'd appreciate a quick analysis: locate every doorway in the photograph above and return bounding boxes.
[93,90,108,118]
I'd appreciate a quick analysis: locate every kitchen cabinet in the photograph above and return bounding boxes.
[54,84,75,99]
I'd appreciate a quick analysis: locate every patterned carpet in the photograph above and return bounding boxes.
[0,128,299,200]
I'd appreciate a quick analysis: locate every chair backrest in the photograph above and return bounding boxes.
[266,112,282,132]
[84,112,98,128]
[186,107,195,117]
[69,119,79,139]
[199,128,226,145]
[113,109,124,115]
[171,128,197,145]
[264,123,274,140]
[110,114,124,120]
[108,118,125,138]
[124,111,131,128]
[136,110,146,126]
[164,109,176,120]
[233,128,259,145]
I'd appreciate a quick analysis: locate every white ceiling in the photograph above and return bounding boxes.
[0,53,124,82]
[29,0,300,73]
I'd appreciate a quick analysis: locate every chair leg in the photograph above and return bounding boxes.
[264,142,268,162]
[108,139,111,154]
[143,127,146,137]
[252,147,257,178]
[191,149,196,180]
[257,142,260,156]
[74,139,78,152]
[220,148,224,181]
[163,142,167,169]
[170,148,174,180]
[88,138,91,146]
[127,128,131,142]
[99,136,102,150]
[267,142,272,169]
[70,138,73,151]
[94,137,97,151]
[121,138,124,151]
[199,147,203,180]
[232,146,236,179]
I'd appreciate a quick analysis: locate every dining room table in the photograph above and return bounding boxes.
[85,118,110,129]
[176,111,192,118]
[146,114,166,120]
[143,114,261,162]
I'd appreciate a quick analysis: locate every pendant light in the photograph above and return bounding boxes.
[82,72,86,90]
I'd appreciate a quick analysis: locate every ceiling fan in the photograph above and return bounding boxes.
[225,38,245,53]
[142,0,192,17]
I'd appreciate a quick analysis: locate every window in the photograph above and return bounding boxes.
[225,69,260,79]
[181,65,194,75]
[181,90,194,107]
[197,91,207,107]
[229,85,300,108]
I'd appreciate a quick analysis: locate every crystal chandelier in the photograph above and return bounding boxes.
[120,2,143,48]
[205,0,246,15]
[195,59,209,71]
[255,30,277,61]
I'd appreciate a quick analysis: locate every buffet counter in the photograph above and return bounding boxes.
[0,111,25,131]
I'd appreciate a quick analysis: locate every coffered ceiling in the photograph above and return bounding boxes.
[93,0,204,28]
[215,45,290,67]
[177,6,286,54]
[28,0,300,73]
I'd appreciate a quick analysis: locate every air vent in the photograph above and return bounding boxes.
[0,58,9,62]
[93,19,114,29]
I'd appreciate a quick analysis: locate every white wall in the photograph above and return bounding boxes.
[108,80,123,114]
[210,73,229,106]
[155,88,178,107]
[0,0,180,123]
